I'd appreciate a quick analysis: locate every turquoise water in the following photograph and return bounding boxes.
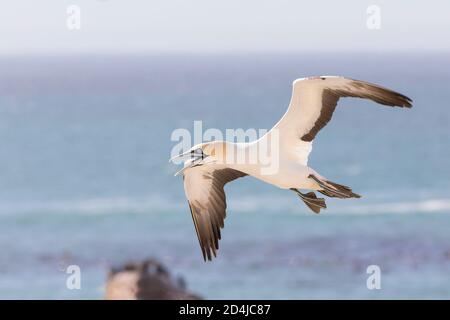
[0,54,449,299]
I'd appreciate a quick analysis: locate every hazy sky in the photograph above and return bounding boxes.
[0,0,448,54]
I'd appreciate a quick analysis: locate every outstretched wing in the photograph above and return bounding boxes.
[271,76,412,163]
[183,165,246,261]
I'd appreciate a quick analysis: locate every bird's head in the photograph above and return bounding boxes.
[201,141,228,162]
[170,141,229,176]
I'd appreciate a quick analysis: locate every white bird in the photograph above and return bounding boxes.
[171,76,412,261]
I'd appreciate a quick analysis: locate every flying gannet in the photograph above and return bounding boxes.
[171,76,412,261]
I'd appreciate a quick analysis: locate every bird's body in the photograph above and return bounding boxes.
[210,139,319,190]
[171,76,412,261]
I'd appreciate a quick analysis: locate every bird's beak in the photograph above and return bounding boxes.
[174,155,206,176]
[171,148,213,176]
[169,150,192,163]
[174,166,190,176]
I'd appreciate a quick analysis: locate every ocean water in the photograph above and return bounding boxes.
[0,53,449,299]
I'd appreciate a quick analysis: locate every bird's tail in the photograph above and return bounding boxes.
[309,174,361,199]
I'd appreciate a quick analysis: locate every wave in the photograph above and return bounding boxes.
[0,196,184,215]
[229,196,450,215]
[0,195,449,216]
[328,199,450,215]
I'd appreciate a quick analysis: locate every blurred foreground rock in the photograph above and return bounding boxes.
[105,259,201,300]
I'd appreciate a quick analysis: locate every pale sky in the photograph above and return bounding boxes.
[0,0,448,54]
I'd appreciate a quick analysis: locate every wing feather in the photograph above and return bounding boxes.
[272,76,413,160]
[183,166,246,261]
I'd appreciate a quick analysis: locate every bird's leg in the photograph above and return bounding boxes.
[290,188,319,203]
[290,188,302,197]
[290,188,327,214]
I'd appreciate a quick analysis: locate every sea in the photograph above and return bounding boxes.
[0,53,449,299]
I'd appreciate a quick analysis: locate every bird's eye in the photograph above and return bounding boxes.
[194,148,206,159]
[190,148,203,159]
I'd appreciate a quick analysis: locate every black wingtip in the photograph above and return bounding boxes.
[201,246,216,262]
[402,96,413,108]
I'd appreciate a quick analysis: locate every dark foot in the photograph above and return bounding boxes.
[291,188,326,214]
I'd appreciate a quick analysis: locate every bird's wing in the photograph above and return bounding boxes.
[183,165,247,261]
[271,76,412,163]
